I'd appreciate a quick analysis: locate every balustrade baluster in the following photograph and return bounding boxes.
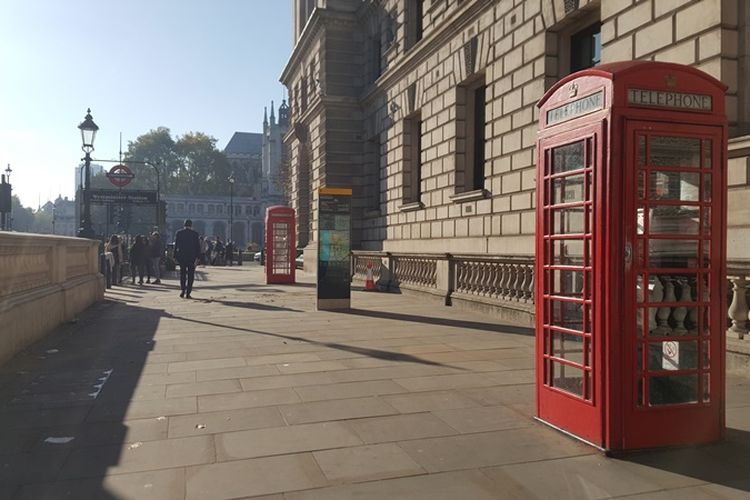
[728,275,749,340]
[655,276,675,335]
[513,264,525,300]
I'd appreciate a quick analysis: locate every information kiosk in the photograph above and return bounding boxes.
[264,206,296,285]
[535,61,727,451]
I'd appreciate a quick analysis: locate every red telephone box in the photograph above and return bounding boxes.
[536,61,727,451]
[265,206,296,284]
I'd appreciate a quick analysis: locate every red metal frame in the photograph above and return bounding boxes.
[536,62,727,452]
[264,206,296,285]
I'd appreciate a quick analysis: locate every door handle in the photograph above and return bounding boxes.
[624,243,633,265]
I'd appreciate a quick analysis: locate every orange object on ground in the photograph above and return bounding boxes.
[365,261,376,291]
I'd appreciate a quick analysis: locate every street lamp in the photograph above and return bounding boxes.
[228,174,235,244]
[0,164,11,231]
[77,108,99,238]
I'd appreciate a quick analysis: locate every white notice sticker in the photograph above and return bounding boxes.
[662,341,680,370]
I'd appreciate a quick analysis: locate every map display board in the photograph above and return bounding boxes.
[317,188,352,310]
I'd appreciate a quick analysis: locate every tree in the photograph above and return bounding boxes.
[119,128,235,196]
[8,195,34,232]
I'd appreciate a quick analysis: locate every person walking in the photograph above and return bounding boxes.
[174,219,201,298]
[105,235,123,285]
[149,231,165,284]
[129,235,149,285]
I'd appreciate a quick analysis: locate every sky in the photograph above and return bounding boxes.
[0,0,292,208]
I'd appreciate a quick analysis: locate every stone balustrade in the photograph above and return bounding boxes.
[352,251,535,325]
[727,261,750,340]
[0,232,104,365]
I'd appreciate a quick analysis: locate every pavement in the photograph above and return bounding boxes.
[1,264,750,499]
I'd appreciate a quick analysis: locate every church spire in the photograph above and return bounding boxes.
[270,100,276,125]
[263,106,268,128]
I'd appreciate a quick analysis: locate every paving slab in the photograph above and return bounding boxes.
[215,421,363,461]
[1,265,749,499]
[312,443,425,483]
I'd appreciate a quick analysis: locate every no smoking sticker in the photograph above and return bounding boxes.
[662,341,680,371]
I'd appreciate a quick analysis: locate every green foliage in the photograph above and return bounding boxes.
[8,195,35,232]
[116,127,241,196]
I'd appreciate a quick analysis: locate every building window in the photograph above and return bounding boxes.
[177,203,184,214]
[208,204,215,215]
[235,205,241,216]
[217,205,223,215]
[456,78,487,193]
[406,0,424,50]
[197,204,204,215]
[402,115,422,205]
[245,205,252,216]
[253,205,260,216]
[188,203,195,214]
[570,23,601,73]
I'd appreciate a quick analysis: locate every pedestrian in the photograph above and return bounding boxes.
[129,235,149,285]
[149,231,165,284]
[144,236,153,283]
[174,219,201,298]
[105,234,123,285]
[200,236,209,266]
[225,240,234,266]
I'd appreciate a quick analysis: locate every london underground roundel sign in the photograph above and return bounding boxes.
[107,164,135,188]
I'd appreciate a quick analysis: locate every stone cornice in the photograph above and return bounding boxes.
[361,0,492,105]
[280,8,358,85]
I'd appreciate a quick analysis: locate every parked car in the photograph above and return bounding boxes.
[254,251,262,262]
[295,249,304,269]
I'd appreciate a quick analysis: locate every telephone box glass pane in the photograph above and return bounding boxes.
[552,142,585,173]
[552,174,587,204]
[647,206,700,235]
[551,300,584,331]
[551,362,584,397]
[272,223,290,274]
[649,375,698,406]
[649,136,701,168]
[648,171,700,201]
[647,307,700,336]
[702,174,712,201]
[552,239,587,266]
[551,333,585,365]
[551,270,586,298]
[648,341,698,370]
[553,207,586,234]
[648,240,699,268]
[702,139,712,168]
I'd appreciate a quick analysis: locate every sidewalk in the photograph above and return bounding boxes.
[0,265,749,499]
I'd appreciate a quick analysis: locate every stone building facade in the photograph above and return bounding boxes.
[262,100,291,204]
[163,194,264,248]
[281,0,749,266]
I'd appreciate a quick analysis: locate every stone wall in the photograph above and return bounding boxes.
[282,0,747,259]
[0,233,104,365]
[728,136,750,260]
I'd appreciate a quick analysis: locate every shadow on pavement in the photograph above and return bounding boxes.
[337,308,535,336]
[618,428,750,493]
[163,312,463,370]
[0,299,163,499]
[196,299,302,313]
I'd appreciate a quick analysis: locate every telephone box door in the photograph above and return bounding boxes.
[265,207,296,285]
[621,122,725,449]
[537,122,605,446]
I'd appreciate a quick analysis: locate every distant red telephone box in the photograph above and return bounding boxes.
[536,62,727,451]
[265,206,296,285]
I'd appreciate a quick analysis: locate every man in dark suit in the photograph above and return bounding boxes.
[174,219,201,298]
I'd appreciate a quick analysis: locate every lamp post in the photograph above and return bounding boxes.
[0,164,11,231]
[77,108,99,239]
[228,174,235,243]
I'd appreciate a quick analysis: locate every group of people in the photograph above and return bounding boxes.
[104,231,165,286]
[199,236,236,266]
[102,220,220,299]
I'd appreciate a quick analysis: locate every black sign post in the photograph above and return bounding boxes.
[317,187,352,310]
